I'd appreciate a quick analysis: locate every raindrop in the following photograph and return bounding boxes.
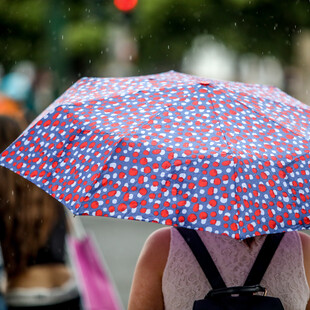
[274,24,278,30]
[89,59,92,64]
[168,45,170,50]
[129,55,133,61]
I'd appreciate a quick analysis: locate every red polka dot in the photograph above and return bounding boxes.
[198,179,208,187]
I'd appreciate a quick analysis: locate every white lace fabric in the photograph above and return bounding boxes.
[162,228,310,310]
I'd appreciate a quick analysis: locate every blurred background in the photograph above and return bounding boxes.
[1,0,310,308]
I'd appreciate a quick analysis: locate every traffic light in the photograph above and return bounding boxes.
[114,0,138,12]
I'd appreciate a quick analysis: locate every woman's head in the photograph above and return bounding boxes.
[0,115,62,278]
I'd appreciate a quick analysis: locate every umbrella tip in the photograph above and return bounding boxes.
[200,82,210,86]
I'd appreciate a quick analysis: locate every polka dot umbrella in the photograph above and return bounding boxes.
[1,71,310,239]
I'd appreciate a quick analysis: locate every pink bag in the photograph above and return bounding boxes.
[68,234,122,310]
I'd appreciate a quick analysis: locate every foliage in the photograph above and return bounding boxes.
[0,0,48,67]
[0,0,309,80]
[133,0,310,71]
[0,0,111,77]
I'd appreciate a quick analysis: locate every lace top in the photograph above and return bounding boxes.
[162,228,309,310]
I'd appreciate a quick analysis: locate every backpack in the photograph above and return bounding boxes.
[177,227,285,310]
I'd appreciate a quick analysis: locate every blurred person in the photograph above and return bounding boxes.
[0,116,81,310]
[33,70,54,114]
[0,93,27,128]
[0,61,36,121]
[128,226,310,310]
[0,245,7,310]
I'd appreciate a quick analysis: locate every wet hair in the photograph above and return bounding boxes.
[0,116,63,278]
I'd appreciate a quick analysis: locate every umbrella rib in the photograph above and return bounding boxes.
[206,94,242,235]
[234,97,309,140]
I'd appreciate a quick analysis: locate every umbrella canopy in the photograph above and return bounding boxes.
[1,71,310,239]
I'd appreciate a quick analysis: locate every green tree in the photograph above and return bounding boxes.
[1,0,309,85]
[133,0,310,72]
[0,0,112,90]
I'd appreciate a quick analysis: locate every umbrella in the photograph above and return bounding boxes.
[1,70,310,239]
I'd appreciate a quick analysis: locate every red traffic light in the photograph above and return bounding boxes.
[114,0,138,12]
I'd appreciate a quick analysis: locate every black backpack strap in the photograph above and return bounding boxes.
[177,227,285,290]
[244,232,285,286]
[177,227,226,289]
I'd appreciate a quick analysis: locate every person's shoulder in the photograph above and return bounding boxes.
[138,227,171,275]
[298,231,310,289]
[298,231,310,250]
[298,231,310,268]
[144,227,171,253]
